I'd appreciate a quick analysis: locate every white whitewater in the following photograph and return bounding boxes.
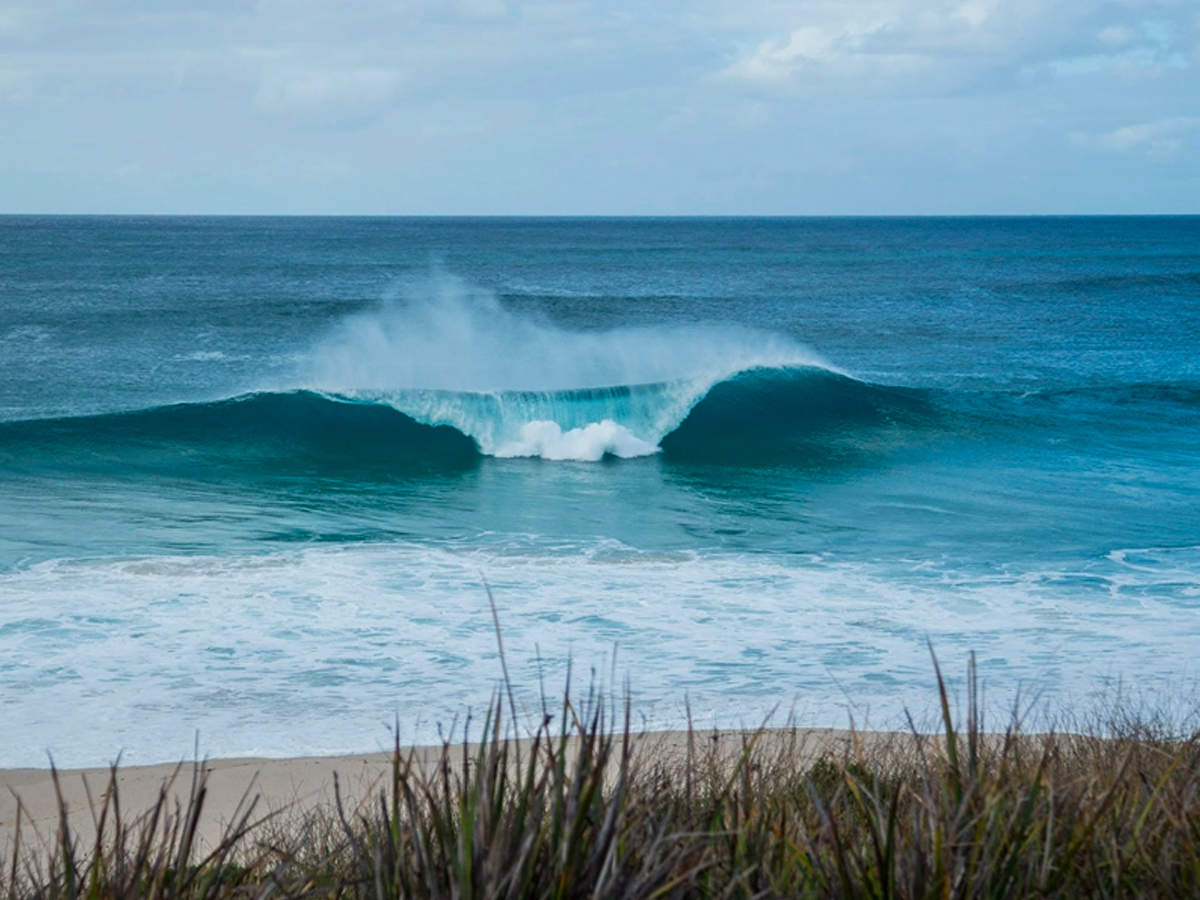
[494,420,657,461]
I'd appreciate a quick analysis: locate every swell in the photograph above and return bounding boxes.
[660,367,933,463]
[0,392,481,476]
[1022,382,1200,408]
[1,371,1193,476]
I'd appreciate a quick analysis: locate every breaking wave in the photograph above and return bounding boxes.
[9,275,1191,470]
[0,367,933,471]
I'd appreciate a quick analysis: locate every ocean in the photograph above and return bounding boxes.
[1,216,1198,767]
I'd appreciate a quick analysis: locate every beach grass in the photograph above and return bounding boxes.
[5,653,1200,900]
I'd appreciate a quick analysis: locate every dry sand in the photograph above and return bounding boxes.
[1,728,874,856]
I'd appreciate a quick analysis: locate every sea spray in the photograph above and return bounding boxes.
[307,273,831,459]
[309,273,825,391]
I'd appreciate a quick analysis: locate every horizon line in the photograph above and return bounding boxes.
[2,212,1197,219]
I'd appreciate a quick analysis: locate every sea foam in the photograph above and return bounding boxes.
[494,419,658,460]
[2,540,1197,768]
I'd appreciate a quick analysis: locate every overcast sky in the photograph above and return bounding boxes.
[1,0,1197,214]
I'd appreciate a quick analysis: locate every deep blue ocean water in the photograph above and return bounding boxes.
[1,216,1198,766]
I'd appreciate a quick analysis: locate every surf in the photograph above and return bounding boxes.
[299,273,849,461]
[0,367,935,474]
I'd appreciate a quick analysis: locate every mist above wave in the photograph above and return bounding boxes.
[308,274,825,394]
[304,274,828,460]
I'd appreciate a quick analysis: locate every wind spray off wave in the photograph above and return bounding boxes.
[307,275,832,460]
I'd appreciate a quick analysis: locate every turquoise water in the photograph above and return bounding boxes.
[1,216,1198,766]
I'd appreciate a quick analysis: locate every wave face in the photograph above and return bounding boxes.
[342,382,687,460]
[344,367,932,462]
[660,367,933,463]
[0,392,480,475]
[0,367,934,471]
[332,363,934,463]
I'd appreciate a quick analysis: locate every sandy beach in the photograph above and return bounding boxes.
[0,728,870,855]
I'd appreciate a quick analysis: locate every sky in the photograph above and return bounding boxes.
[0,0,1197,214]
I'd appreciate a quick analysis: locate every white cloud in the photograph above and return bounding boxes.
[1078,117,1200,159]
[4,0,1196,110]
[716,0,1194,96]
[721,16,915,88]
[0,0,1197,212]
[717,0,1030,95]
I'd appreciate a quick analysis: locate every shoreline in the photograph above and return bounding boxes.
[1,727,867,853]
[3,717,1192,896]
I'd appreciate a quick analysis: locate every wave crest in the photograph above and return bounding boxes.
[0,276,933,466]
[302,273,839,460]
